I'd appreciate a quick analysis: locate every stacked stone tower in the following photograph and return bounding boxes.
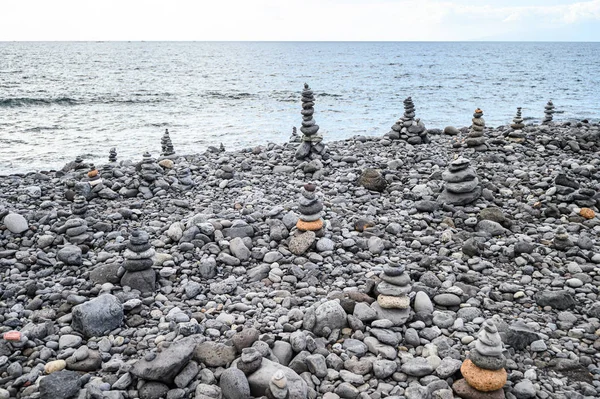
[161,129,175,156]
[453,320,507,397]
[437,158,482,206]
[296,183,324,232]
[465,108,486,148]
[387,96,428,144]
[543,100,555,124]
[120,230,156,294]
[371,262,412,326]
[295,83,327,160]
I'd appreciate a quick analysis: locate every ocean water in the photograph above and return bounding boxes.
[1,41,599,175]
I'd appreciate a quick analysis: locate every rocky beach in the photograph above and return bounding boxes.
[2,110,600,399]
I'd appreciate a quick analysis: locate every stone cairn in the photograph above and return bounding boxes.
[554,173,596,207]
[161,129,175,157]
[139,152,162,183]
[72,195,88,216]
[437,158,482,206]
[511,107,525,130]
[120,230,156,294]
[465,108,487,149]
[507,107,526,142]
[553,226,574,251]
[216,165,235,180]
[109,148,117,162]
[177,167,194,187]
[74,156,87,170]
[60,218,90,245]
[453,319,507,397]
[103,148,118,175]
[295,83,327,160]
[543,100,555,124]
[289,126,300,143]
[296,183,324,233]
[371,262,411,326]
[386,96,428,144]
[87,165,102,187]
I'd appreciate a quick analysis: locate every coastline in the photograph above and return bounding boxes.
[1,119,600,398]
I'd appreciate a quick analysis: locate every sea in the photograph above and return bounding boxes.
[1,41,599,175]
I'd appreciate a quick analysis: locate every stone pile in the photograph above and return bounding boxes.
[543,100,555,124]
[108,148,117,163]
[511,107,525,130]
[386,96,429,144]
[465,108,487,149]
[507,107,526,142]
[290,126,300,143]
[57,218,90,245]
[120,230,156,294]
[296,183,324,233]
[71,195,88,216]
[103,149,117,175]
[87,165,102,187]
[453,319,507,398]
[554,173,596,207]
[437,158,482,206]
[295,83,327,160]
[216,165,235,180]
[553,226,574,251]
[177,167,194,187]
[161,129,175,156]
[139,152,162,183]
[371,262,411,326]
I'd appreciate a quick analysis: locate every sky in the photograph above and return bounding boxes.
[0,0,599,41]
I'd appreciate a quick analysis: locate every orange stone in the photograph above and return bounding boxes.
[3,331,21,341]
[296,219,323,231]
[88,170,98,178]
[461,359,507,392]
[475,108,483,114]
[579,208,595,219]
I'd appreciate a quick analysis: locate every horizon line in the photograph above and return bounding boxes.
[1,40,600,43]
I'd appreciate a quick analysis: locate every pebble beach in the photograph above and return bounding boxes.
[2,104,600,399]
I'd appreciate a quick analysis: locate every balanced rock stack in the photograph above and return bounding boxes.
[108,148,117,163]
[103,148,118,175]
[465,108,487,149]
[554,173,596,207]
[387,96,429,144]
[216,164,235,180]
[177,167,194,187]
[511,107,525,130]
[453,319,507,398]
[507,107,526,142]
[139,152,162,182]
[437,158,482,206]
[296,183,324,232]
[72,195,88,216]
[120,230,156,294]
[74,156,87,170]
[58,218,90,245]
[543,100,555,124]
[371,262,412,325]
[290,126,300,143]
[295,83,327,160]
[161,129,175,156]
[87,165,102,187]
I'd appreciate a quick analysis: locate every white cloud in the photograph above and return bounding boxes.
[0,0,598,40]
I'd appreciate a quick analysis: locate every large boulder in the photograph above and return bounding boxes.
[39,370,82,399]
[57,245,83,266]
[71,294,123,337]
[3,213,29,234]
[357,169,387,192]
[131,337,198,384]
[304,300,347,337]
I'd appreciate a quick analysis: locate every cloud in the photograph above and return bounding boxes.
[0,0,598,40]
